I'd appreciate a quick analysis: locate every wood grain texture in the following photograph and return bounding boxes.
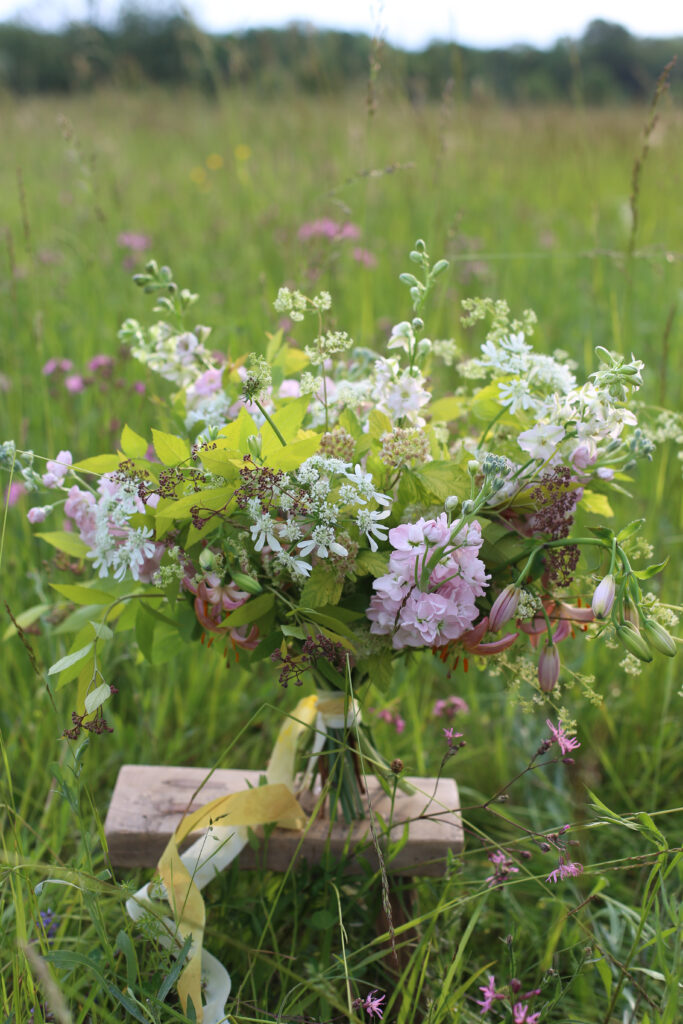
[104,764,463,876]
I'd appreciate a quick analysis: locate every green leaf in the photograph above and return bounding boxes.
[48,643,93,676]
[355,550,390,577]
[50,583,115,605]
[595,957,612,1001]
[299,565,344,608]
[263,432,321,471]
[616,519,644,543]
[261,395,310,452]
[357,652,393,692]
[429,395,467,421]
[156,485,235,529]
[71,454,122,474]
[222,592,275,628]
[368,409,393,440]
[120,424,148,459]
[415,460,469,501]
[588,526,614,541]
[84,682,112,715]
[2,603,50,641]
[632,558,669,580]
[302,609,357,643]
[35,531,90,558]
[281,624,306,639]
[338,407,362,438]
[581,491,614,517]
[152,428,190,467]
[89,620,114,640]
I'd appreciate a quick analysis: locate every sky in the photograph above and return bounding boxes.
[0,0,681,50]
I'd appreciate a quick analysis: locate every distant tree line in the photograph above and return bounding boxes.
[0,11,679,102]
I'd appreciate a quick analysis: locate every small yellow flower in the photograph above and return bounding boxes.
[190,166,207,185]
[234,144,251,162]
[206,153,224,171]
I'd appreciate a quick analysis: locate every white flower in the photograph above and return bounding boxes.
[517,423,565,460]
[497,379,537,415]
[356,508,391,551]
[250,513,282,552]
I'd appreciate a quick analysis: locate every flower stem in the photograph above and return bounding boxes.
[253,400,287,447]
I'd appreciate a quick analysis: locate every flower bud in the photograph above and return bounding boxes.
[622,598,639,627]
[461,499,475,514]
[27,505,50,524]
[538,641,560,692]
[467,460,479,477]
[591,574,616,620]
[489,585,521,632]
[444,495,459,511]
[616,622,653,663]
[231,571,263,595]
[640,619,677,657]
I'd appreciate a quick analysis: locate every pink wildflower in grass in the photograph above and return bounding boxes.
[298,217,340,240]
[352,246,377,267]
[42,358,73,376]
[546,854,583,884]
[432,695,469,718]
[88,354,115,373]
[117,231,151,251]
[5,481,27,506]
[546,719,580,756]
[132,381,146,394]
[373,708,406,734]
[485,849,519,888]
[64,374,86,394]
[513,1002,541,1024]
[475,975,505,1013]
[352,990,386,1019]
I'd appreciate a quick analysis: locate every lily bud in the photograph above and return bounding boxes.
[591,574,616,620]
[538,641,560,692]
[489,585,521,632]
[622,598,639,628]
[641,619,677,657]
[231,571,263,595]
[616,622,653,663]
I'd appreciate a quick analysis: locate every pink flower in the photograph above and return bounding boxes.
[352,247,377,268]
[298,218,340,240]
[117,231,151,251]
[88,354,114,373]
[278,378,301,399]
[373,708,406,734]
[485,849,519,887]
[537,641,560,692]
[489,584,521,631]
[475,975,505,1013]
[192,367,224,397]
[132,381,146,394]
[353,990,386,1020]
[42,450,73,488]
[513,1002,541,1023]
[546,854,583,883]
[432,695,469,718]
[42,358,73,375]
[5,481,27,506]
[546,719,580,756]
[336,222,361,240]
[27,506,49,524]
[571,440,597,470]
[64,375,86,394]
[597,466,615,480]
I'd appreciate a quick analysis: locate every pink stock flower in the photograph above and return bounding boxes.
[546,719,580,755]
[571,439,597,470]
[65,375,86,394]
[192,367,224,397]
[27,506,49,524]
[42,450,73,488]
[5,481,27,506]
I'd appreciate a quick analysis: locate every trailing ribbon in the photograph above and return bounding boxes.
[126,691,359,1022]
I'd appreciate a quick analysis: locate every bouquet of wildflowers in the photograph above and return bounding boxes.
[3,240,677,820]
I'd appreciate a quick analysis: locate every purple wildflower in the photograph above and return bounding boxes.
[432,695,469,718]
[546,719,580,756]
[352,246,377,267]
[117,231,151,251]
[546,854,583,883]
[513,1003,541,1024]
[485,849,520,887]
[475,975,505,1013]
[353,989,386,1019]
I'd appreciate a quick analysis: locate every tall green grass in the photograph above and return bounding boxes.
[1,88,681,1023]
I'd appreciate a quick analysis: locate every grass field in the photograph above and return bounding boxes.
[1,87,682,1023]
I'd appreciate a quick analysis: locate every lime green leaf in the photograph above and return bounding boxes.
[415,460,469,502]
[261,396,310,452]
[2,603,50,641]
[48,643,93,676]
[50,584,115,605]
[355,550,390,577]
[264,433,321,471]
[72,454,122,474]
[156,486,235,526]
[357,652,393,692]
[429,396,467,421]
[281,624,306,639]
[84,682,112,715]
[274,346,309,374]
[616,519,644,543]
[120,424,148,459]
[89,621,114,640]
[299,565,343,608]
[581,491,614,517]
[222,592,275,629]
[36,531,90,558]
[152,428,190,467]
[368,410,393,440]
[302,609,357,641]
[217,407,258,447]
[632,558,669,580]
[338,408,362,439]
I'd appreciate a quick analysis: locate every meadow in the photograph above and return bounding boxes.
[1,86,682,1023]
